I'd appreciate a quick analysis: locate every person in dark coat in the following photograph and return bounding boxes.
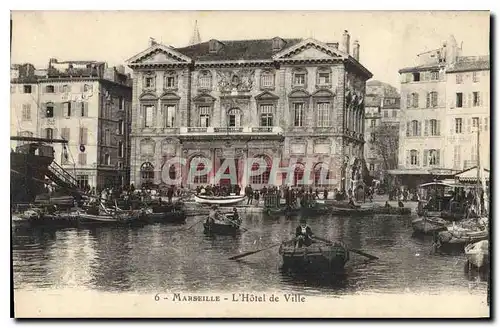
[295,218,314,248]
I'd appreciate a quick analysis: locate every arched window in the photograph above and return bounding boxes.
[428,149,439,166]
[227,108,242,127]
[314,162,331,187]
[250,155,271,185]
[45,102,54,118]
[169,164,177,180]
[411,92,419,108]
[198,70,212,90]
[293,163,305,186]
[430,119,439,136]
[140,162,155,184]
[104,153,110,165]
[45,128,54,139]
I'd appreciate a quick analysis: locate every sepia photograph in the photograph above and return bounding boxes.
[9,9,491,318]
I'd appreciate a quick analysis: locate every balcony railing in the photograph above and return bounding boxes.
[179,126,283,135]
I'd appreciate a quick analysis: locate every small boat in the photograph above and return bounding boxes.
[329,205,411,216]
[411,217,448,235]
[264,204,330,217]
[11,207,80,227]
[78,208,145,226]
[203,213,242,235]
[465,240,489,269]
[141,207,187,224]
[435,218,489,250]
[279,239,349,273]
[194,194,246,205]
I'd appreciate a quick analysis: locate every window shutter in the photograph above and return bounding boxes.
[406,150,410,166]
[467,93,472,108]
[424,120,429,136]
[416,151,420,166]
[406,94,411,108]
[423,150,428,166]
[467,118,472,133]
[406,122,410,137]
[450,118,454,135]
[485,91,489,107]
[436,150,440,165]
[418,121,422,136]
[484,118,488,131]
[83,102,89,117]
[426,93,430,108]
[437,120,441,136]
[53,103,61,117]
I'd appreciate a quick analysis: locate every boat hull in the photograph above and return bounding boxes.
[203,221,240,235]
[78,212,145,226]
[141,210,187,224]
[465,240,489,269]
[437,229,489,250]
[195,195,246,205]
[279,241,349,274]
[411,217,448,235]
[331,206,411,216]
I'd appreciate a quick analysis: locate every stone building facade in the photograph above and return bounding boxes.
[10,59,133,189]
[126,31,372,190]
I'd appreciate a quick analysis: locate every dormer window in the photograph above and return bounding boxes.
[209,39,222,53]
[272,37,285,51]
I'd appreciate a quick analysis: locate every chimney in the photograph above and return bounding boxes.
[149,37,158,47]
[352,40,360,61]
[340,30,350,54]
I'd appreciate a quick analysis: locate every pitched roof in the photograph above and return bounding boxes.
[447,56,490,73]
[175,38,303,61]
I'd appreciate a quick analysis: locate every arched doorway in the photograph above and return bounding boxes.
[293,163,305,186]
[250,155,271,186]
[140,162,155,187]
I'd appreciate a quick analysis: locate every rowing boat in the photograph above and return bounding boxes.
[465,240,489,269]
[411,217,448,235]
[279,239,349,273]
[194,194,246,205]
[436,218,489,250]
[203,214,242,235]
[330,206,411,216]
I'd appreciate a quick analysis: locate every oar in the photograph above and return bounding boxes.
[228,243,282,260]
[313,236,379,260]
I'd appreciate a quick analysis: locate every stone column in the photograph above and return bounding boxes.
[156,99,162,128]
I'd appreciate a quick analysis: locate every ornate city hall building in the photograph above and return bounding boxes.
[126,30,372,190]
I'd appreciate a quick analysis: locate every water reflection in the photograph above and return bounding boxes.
[12,213,488,297]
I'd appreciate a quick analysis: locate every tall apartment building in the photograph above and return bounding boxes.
[10,59,133,189]
[395,35,490,188]
[126,30,372,190]
[445,56,490,171]
[364,80,400,178]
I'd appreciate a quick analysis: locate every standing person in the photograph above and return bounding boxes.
[245,185,253,205]
[295,218,314,248]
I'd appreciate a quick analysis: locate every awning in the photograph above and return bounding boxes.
[454,166,490,182]
[387,169,430,175]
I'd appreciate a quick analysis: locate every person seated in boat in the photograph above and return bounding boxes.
[398,200,405,208]
[385,201,392,208]
[232,207,240,222]
[348,197,356,208]
[295,219,314,248]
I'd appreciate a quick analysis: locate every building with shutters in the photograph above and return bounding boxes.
[363,80,401,179]
[126,30,373,190]
[392,35,490,189]
[10,59,133,189]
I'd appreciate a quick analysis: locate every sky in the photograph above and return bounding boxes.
[10,11,490,89]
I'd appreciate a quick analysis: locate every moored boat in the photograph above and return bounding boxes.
[194,194,246,206]
[141,207,187,224]
[411,216,448,235]
[11,207,80,228]
[78,207,146,226]
[330,205,411,216]
[435,218,489,250]
[465,240,489,269]
[279,239,349,273]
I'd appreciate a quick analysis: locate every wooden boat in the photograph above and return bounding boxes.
[194,194,246,206]
[465,240,489,269]
[330,205,411,216]
[11,207,80,227]
[279,239,349,273]
[203,214,241,234]
[141,207,187,224]
[435,218,489,250]
[264,204,330,216]
[78,208,145,226]
[411,217,448,235]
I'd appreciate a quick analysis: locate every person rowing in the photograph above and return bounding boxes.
[295,218,314,248]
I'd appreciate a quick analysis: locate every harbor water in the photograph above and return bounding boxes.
[12,212,488,298]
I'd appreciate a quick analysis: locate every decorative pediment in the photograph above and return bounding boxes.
[160,91,181,101]
[139,92,158,101]
[126,44,192,66]
[273,38,346,62]
[255,91,279,101]
[288,89,310,98]
[312,89,335,98]
[193,93,216,103]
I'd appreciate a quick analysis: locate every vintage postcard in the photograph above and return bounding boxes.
[10,10,490,318]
